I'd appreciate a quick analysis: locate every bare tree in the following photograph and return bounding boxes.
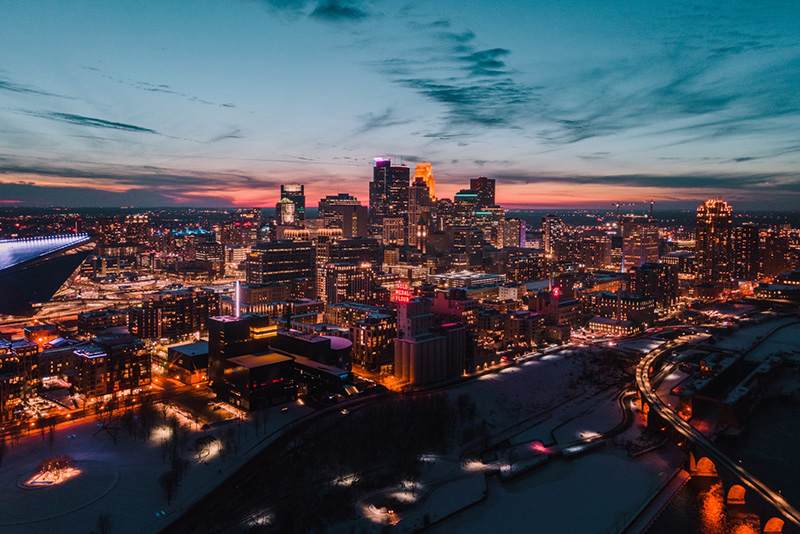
[158,470,178,505]
[97,513,113,534]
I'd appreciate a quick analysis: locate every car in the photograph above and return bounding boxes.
[281,407,289,413]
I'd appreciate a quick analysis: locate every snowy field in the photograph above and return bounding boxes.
[349,343,685,534]
[447,347,605,434]
[744,320,800,363]
[430,446,682,534]
[714,316,798,353]
[0,400,315,534]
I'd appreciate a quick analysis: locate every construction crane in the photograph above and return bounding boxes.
[611,202,636,224]
[644,198,655,218]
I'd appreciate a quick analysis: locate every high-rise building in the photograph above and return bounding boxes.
[321,262,375,304]
[128,287,219,340]
[72,335,150,397]
[280,184,305,222]
[732,223,760,280]
[275,197,298,227]
[470,176,496,208]
[414,163,435,201]
[504,219,526,248]
[318,194,368,238]
[315,237,380,297]
[221,208,261,247]
[246,241,314,284]
[621,215,660,270]
[382,217,405,245]
[762,230,791,278]
[433,198,454,231]
[408,177,433,250]
[350,313,395,372]
[627,262,679,309]
[579,230,612,269]
[123,214,149,243]
[542,214,565,257]
[453,189,480,226]
[475,206,505,248]
[369,158,410,235]
[695,199,733,283]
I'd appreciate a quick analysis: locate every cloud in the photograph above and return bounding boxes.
[396,78,532,126]
[438,30,476,44]
[461,48,510,77]
[15,110,159,134]
[82,67,237,109]
[354,107,411,134]
[488,170,800,194]
[0,77,71,99]
[252,0,368,22]
[0,158,286,206]
[370,23,535,131]
[207,128,244,143]
[310,0,367,21]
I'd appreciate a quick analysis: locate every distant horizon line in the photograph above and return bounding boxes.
[2,204,799,213]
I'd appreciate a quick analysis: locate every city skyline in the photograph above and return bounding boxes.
[1,1,799,208]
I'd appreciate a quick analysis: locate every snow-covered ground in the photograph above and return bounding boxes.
[346,342,683,534]
[714,316,798,353]
[0,400,315,534]
[429,447,682,534]
[446,347,603,434]
[744,321,800,363]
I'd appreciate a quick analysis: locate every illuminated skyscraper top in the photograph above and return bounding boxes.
[470,176,495,208]
[695,199,733,283]
[369,157,410,235]
[414,163,435,201]
[280,184,305,222]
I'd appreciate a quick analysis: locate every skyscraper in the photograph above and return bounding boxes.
[453,189,480,226]
[414,162,435,201]
[321,262,375,304]
[123,214,149,243]
[221,208,261,246]
[732,223,759,280]
[408,176,433,249]
[504,218,526,248]
[542,214,565,257]
[369,158,410,235]
[762,230,791,278]
[621,215,660,270]
[280,185,305,222]
[695,199,733,283]
[318,194,368,238]
[470,176,496,208]
[275,197,297,227]
[246,240,314,284]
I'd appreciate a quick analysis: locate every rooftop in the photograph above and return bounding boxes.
[169,341,209,357]
[228,352,292,369]
[0,234,91,271]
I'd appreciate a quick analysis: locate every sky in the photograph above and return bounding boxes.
[1,0,799,209]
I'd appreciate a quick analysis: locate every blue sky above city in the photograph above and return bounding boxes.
[1,0,799,208]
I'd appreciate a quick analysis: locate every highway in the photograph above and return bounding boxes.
[636,341,800,528]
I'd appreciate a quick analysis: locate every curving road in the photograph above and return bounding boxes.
[636,340,800,528]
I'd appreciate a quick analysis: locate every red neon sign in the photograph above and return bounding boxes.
[394,282,413,304]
